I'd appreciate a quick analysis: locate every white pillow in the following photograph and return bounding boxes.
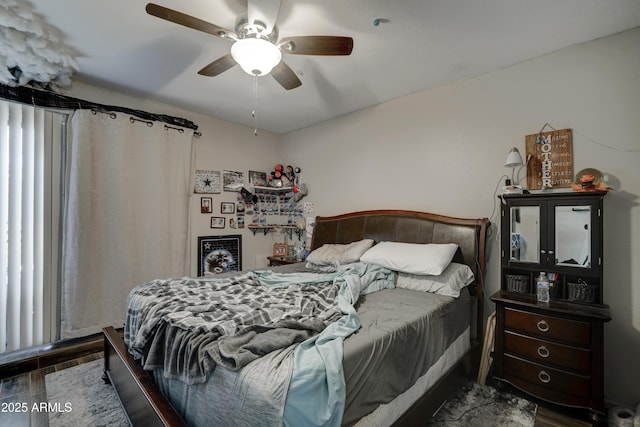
[306,239,375,267]
[360,242,458,275]
[396,263,475,298]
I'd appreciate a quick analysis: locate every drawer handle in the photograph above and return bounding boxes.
[537,320,550,332]
[538,370,551,384]
[537,345,550,358]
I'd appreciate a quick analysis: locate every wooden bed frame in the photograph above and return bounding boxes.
[103,209,490,427]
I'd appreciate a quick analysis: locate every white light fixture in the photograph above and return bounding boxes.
[504,147,524,183]
[231,38,282,76]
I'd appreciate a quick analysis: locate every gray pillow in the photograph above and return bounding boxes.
[306,239,375,268]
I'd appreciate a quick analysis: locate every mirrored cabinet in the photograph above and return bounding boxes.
[501,191,604,304]
[491,190,611,425]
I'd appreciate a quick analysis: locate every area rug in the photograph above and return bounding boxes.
[427,381,537,427]
[45,358,129,427]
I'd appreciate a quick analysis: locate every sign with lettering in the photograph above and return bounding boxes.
[525,128,573,190]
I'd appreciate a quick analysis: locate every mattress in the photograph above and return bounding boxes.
[342,287,470,425]
[354,326,470,426]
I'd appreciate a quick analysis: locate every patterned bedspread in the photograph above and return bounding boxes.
[124,272,343,383]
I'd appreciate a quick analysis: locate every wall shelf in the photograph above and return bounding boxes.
[253,185,293,193]
[247,186,305,241]
[247,224,304,239]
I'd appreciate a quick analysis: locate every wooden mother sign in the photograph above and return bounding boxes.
[525,128,573,190]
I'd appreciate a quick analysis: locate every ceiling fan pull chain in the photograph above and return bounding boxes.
[252,74,259,136]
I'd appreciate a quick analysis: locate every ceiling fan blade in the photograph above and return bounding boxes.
[279,36,353,56]
[146,3,235,40]
[247,0,281,33]
[197,53,237,76]
[271,61,301,90]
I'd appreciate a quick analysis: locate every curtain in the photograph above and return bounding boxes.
[61,110,194,338]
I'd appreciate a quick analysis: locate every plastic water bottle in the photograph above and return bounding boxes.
[537,272,550,303]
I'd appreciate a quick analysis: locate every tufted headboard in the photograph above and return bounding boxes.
[310,209,490,340]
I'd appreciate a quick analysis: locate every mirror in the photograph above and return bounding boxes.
[555,205,591,268]
[510,206,539,263]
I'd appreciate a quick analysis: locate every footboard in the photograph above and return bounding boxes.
[102,326,185,427]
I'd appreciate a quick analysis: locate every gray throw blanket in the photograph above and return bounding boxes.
[124,272,342,384]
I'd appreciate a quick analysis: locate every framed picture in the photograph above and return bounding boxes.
[198,235,242,275]
[249,170,267,186]
[200,197,212,214]
[221,202,235,214]
[210,217,225,229]
[223,170,244,192]
[273,243,288,257]
[194,170,221,194]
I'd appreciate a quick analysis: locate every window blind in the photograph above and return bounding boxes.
[0,100,47,353]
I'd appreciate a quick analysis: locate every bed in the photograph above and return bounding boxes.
[102,209,489,427]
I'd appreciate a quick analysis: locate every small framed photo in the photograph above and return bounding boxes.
[200,197,212,214]
[273,243,288,257]
[221,202,235,214]
[210,217,225,229]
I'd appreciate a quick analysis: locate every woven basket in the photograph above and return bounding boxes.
[506,274,529,293]
[567,280,598,303]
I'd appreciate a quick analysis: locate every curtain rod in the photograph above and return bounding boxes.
[0,83,199,131]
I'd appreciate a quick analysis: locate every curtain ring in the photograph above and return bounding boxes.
[164,124,184,133]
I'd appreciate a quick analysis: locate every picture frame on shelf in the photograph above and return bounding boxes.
[221,202,235,214]
[248,170,267,186]
[210,217,225,229]
[197,235,242,276]
[200,197,212,214]
[273,243,288,257]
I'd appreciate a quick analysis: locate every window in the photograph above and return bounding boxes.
[0,99,64,353]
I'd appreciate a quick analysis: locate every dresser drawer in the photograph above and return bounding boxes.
[504,331,591,373]
[504,354,590,403]
[504,308,590,347]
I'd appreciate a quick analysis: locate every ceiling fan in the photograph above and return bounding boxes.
[145,1,354,90]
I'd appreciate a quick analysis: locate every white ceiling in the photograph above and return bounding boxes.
[26,0,640,134]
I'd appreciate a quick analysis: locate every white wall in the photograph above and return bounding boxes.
[281,28,640,407]
[69,82,283,276]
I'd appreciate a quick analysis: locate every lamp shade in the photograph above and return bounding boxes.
[504,147,523,168]
[231,38,282,76]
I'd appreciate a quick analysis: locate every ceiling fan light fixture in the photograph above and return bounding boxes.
[231,38,282,76]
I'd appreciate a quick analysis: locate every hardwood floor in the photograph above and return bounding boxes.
[534,405,592,427]
[0,352,102,427]
[1,349,593,427]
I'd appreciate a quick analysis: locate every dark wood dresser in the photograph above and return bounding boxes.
[491,191,611,425]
